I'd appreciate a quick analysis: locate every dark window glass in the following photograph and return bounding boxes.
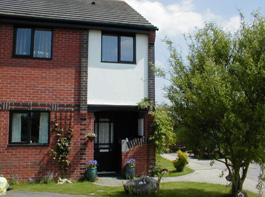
[120,36,134,62]
[102,33,135,63]
[14,28,52,59]
[33,30,52,58]
[15,28,32,56]
[10,111,49,144]
[102,35,118,62]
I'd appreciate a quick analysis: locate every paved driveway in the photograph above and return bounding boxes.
[161,153,263,194]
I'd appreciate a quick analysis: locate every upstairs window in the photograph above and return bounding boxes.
[9,111,50,144]
[14,27,52,59]
[102,33,135,63]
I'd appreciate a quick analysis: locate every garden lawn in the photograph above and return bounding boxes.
[156,154,194,177]
[11,181,259,197]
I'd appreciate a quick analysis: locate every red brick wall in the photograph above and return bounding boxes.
[0,24,95,181]
[121,112,156,177]
[0,24,81,104]
[0,111,95,181]
[122,144,149,177]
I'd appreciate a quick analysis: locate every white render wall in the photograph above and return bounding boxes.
[87,30,148,106]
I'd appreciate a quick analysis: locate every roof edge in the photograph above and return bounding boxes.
[0,14,159,31]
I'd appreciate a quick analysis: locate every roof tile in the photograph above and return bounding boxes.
[0,0,157,30]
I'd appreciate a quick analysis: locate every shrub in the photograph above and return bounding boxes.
[172,150,189,172]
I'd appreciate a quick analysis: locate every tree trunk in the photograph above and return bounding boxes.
[231,162,249,197]
[231,175,243,197]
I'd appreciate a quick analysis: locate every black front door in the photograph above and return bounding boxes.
[93,111,139,174]
[94,117,119,173]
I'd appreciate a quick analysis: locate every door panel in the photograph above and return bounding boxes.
[94,118,118,172]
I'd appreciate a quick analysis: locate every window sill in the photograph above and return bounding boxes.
[8,143,49,147]
[101,61,136,65]
[12,55,52,60]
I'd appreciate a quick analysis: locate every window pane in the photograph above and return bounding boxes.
[39,112,49,143]
[102,35,118,62]
[15,28,31,56]
[33,30,52,58]
[120,36,134,62]
[31,112,40,143]
[11,113,28,142]
[31,112,49,143]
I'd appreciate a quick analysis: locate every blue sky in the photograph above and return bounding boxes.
[125,0,265,103]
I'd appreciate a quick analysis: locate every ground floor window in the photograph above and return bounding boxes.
[9,111,49,144]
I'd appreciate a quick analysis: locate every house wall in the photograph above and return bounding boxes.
[0,24,94,181]
[87,30,149,106]
[0,23,156,181]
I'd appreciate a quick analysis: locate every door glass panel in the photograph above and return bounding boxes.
[99,122,109,144]
[95,122,98,143]
[111,123,114,143]
[95,119,114,147]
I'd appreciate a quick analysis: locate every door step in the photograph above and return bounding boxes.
[97,171,117,176]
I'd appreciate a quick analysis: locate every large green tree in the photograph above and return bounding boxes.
[164,13,265,196]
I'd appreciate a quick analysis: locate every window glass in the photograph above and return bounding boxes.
[10,111,49,144]
[34,30,52,58]
[31,112,40,143]
[14,28,52,59]
[102,35,118,62]
[120,36,134,62]
[15,28,32,56]
[11,113,28,143]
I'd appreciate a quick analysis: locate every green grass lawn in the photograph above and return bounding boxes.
[156,154,194,177]
[12,181,259,197]
[10,155,259,196]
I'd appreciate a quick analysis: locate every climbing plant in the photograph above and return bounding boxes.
[49,119,73,178]
[138,98,175,154]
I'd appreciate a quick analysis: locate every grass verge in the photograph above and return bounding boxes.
[11,181,259,197]
[156,154,194,177]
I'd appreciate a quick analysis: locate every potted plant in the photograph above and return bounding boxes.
[125,158,136,179]
[86,160,97,182]
[86,133,96,142]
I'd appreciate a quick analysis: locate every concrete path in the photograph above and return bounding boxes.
[160,153,262,195]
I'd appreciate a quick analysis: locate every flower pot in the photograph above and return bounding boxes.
[87,136,95,142]
[125,165,135,179]
[86,167,97,182]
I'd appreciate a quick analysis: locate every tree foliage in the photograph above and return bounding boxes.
[164,12,265,196]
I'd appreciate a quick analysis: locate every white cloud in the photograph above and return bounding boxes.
[125,0,205,37]
[124,0,242,103]
[222,16,241,33]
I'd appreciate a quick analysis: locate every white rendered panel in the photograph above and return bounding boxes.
[87,30,148,105]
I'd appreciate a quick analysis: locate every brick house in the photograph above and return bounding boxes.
[0,0,157,181]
